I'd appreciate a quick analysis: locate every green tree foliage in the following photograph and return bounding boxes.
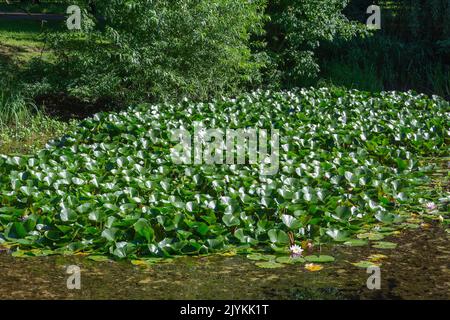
[324,0,450,99]
[263,0,363,88]
[46,0,266,103]
[346,0,450,44]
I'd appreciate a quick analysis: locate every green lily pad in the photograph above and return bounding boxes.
[275,256,305,264]
[304,255,335,263]
[343,239,368,247]
[246,254,275,261]
[372,241,398,249]
[255,261,285,269]
[404,223,420,229]
[357,232,385,241]
[87,255,110,262]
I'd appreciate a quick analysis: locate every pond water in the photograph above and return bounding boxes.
[0,226,449,300]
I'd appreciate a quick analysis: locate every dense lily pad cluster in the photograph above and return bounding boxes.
[0,88,448,259]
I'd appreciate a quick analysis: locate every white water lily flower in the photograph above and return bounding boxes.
[290,244,304,256]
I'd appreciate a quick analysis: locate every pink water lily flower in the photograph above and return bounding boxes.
[290,244,304,257]
[425,202,437,211]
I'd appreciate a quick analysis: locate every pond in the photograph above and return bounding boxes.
[0,225,448,300]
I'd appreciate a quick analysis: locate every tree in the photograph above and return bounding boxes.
[45,0,267,104]
[263,0,363,88]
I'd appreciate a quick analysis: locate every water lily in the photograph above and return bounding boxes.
[290,244,304,257]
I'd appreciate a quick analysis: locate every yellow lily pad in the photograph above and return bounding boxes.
[368,254,388,262]
[305,263,323,272]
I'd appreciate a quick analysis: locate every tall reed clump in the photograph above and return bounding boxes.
[0,90,38,130]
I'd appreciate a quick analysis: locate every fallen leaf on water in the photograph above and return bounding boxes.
[368,254,388,262]
[352,261,380,268]
[220,250,237,257]
[131,259,149,267]
[305,263,323,272]
[74,252,89,256]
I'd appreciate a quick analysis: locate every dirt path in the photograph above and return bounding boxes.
[0,12,64,21]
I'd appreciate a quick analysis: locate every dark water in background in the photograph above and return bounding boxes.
[0,226,449,300]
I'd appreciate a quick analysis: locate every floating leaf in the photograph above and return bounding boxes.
[87,255,110,262]
[267,229,289,245]
[275,256,305,264]
[357,232,385,241]
[304,255,335,263]
[368,254,388,262]
[351,261,379,268]
[305,263,323,271]
[255,261,285,269]
[343,239,368,247]
[372,241,398,249]
[131,259,150,267]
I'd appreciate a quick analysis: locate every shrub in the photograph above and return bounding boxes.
[263,0,364,89]
[45,0,267,103]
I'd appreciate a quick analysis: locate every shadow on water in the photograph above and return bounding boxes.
[0,226,449,300]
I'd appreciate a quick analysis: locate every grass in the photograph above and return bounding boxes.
[0,90,78,155]
[0,20,62,62]
[0,16,74,155]
[0,91,37,128]
[0,112,78,155]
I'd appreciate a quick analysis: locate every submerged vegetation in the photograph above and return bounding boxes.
[0,88,448,263]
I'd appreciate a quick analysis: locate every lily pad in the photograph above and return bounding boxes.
[246,254,275,261]
[368,254,388,262]
[275,256,305,264]
[357,232,385,241]
[403,223,420,229]
[87,255,110,262]
[351,261,380,268]
[372,241,398,249]
[305,263,323,271]
[343,239,368,247]
[304,255,335,263]
[255,261,285,269]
